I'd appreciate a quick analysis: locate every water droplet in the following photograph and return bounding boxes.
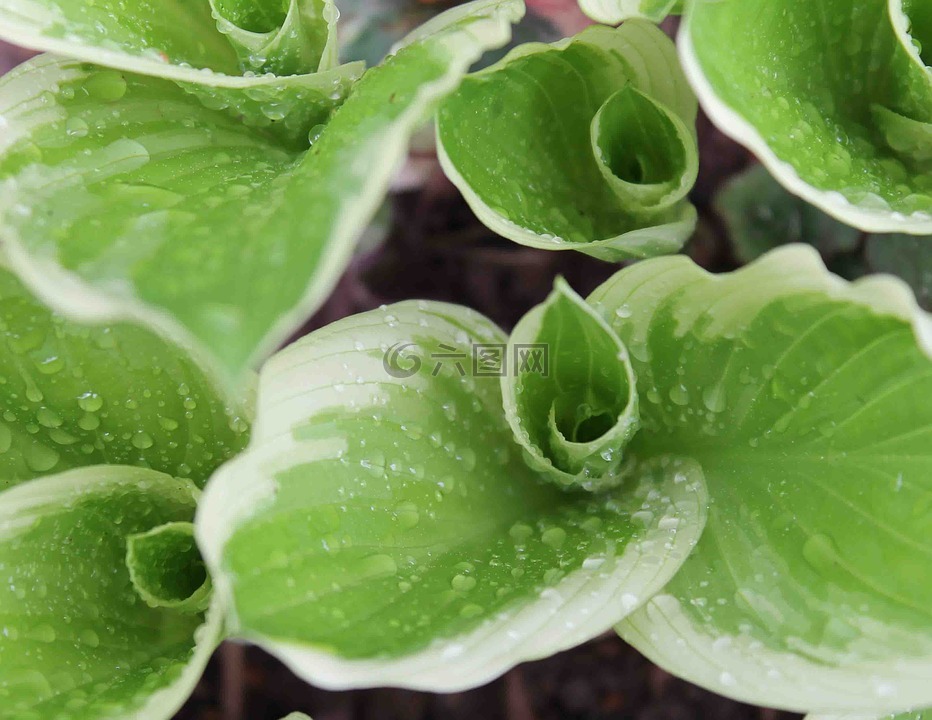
[669,384,690,406]
[542,527,567,549]
[85,71,127,102]
[132,432,154,450]
[307,123,326,144]
[25,445,59,473]
[65,117,89,138]
[78,413,100,431]
[702,384,726,413]
[77,392,103,412]
[36,356,65,375]
[393,501,419,530]
[460,603,483,618]
[802,533,839,574]
[27,624,56,643]
[451,574,477,592]
[36,408,62,428]
[360,554,397,578]
[509,523,533,543]
[78,629,100,648]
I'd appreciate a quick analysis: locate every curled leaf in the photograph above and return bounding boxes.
[197,300,706,691]
[503,278,639,491]
[0,466,222,720]
[209,0,339,75]
[681,0,932,233]
[127,522,212,614]
[0,0,343,81]
[437,21,698,261]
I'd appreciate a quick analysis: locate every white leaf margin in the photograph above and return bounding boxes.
[0,466,225,720]
[196,299,709,692]
[610,244,932,714]
[436,20,699,260]
[0,0,361,86]
[677,6,932,235]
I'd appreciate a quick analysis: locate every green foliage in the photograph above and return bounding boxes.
[438,21,699,260]
[679,0,932,234]
[0,0,523,388]
[199,245,932,713]
[0,0,929,717]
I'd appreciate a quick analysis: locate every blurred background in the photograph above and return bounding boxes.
[1,1,927,718]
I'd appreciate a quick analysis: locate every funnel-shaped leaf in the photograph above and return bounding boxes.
[209,0,338,75]
[681,0,932,234]
[0,0,524,387]
[0,466,222,720]
[587,247,932,712]
[437,21,698,261]
[503,278,639,490]
[197,300,706,691]
[0,0,339,80]
[126,522,212,614]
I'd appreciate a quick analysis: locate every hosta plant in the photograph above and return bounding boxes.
[580,0,932,235]
[5,241,931,718]
[0,1,930,720]
[436,17,700,260]
[192,244,932,717]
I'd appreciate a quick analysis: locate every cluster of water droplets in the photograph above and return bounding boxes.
[0,471,205,719]
[0,271,249,488]
[698,0,932,219]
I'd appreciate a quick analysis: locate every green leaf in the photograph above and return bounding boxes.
[578,0,682,24]
[437,21,699,261]
[0,0,341,81]
[586,246,932,712]
[126,522,212,613]
[280,714,312,720]
[197,300,707,691]
[716,164,863,264]
[503,278,639,491]
[0,465,222,720]
[681,0,932,234]
[0,261,249,492]
[0,0,523,386]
